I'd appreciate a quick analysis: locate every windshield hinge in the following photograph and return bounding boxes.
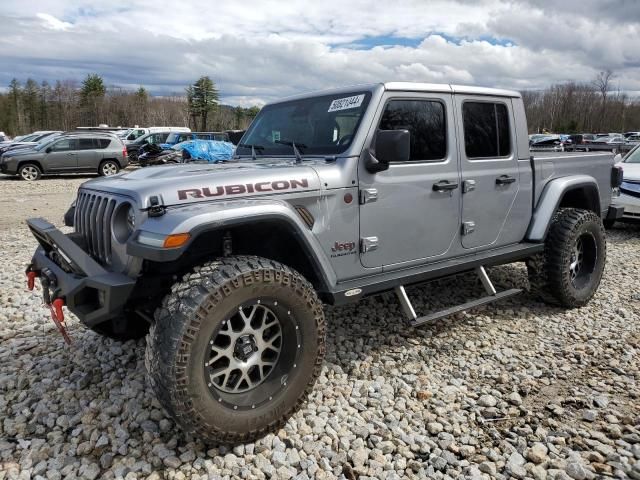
[147,195,166,217]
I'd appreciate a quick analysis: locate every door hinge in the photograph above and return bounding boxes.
[462,221,475,235]
[463,179,476,193]
[360,236,379,253]
[359,188,378,205]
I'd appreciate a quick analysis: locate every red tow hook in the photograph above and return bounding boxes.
[26,271,37,291]
[48,298,72,345]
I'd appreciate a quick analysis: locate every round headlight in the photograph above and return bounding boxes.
[126,205,136,233]
[113,202,136,243]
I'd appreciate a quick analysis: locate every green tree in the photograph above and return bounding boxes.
[8,79,22,133]
[187,76,219,131]
[80,74,106,125]
[23,79,40,130]
[80,74,106,105]
[39,81,52,129]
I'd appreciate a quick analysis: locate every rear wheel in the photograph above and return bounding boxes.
[18,163,42,181]
[99,160,120,176]
[145,256,325,444]
[527,208,606,307]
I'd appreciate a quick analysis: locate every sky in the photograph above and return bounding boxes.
[0,0,639,106]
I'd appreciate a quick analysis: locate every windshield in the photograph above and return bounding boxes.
[165,132,192,144]
[18,134,39,142]
[237,91,372,157]
[624,145,640,164]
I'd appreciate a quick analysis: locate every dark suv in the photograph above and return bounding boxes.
[0,132,128,181]
[125,132,170,160]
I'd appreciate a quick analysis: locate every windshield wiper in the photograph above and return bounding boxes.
[275,140,307,164]
[237,143,265,160]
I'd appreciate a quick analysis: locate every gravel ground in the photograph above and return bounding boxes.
[1,175,639,480]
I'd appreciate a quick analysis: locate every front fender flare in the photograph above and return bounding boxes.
[526,175,600,242]
[127,199,337,289]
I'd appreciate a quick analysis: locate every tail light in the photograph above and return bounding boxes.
[122,147,127,158]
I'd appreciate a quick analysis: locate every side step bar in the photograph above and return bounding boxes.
[395,266,522,327]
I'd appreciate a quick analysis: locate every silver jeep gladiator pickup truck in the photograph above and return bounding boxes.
[26,82,623,443]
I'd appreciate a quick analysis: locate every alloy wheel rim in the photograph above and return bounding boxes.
[21,166,38,181]
[569,232,597,289]
[103,163,118,175]
[206,303,283,394]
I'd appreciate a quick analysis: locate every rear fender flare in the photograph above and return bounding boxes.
[526,175,601,241]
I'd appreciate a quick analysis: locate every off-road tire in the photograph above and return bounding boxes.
[145,256,326,444]
[526,208,606,307]
[99,160,120,176]
[18,163,42,181]
[89,310,150,341]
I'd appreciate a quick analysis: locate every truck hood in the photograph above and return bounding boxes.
[80,161,322,208]
[619,162,640,181]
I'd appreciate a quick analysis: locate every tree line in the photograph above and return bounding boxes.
[1,71,638,137]
[523,71,640,134]
[0,74,261,136]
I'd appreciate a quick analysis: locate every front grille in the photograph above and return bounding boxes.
[74,191,117,264]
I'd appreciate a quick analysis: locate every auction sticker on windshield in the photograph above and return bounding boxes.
[328,94,365,113]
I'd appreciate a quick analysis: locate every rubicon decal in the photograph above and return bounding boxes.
[178,178,310,200]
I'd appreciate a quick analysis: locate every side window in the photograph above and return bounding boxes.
[50,139,74,152]
[78,138,94,150]
[379,99,446,162]
[97,139,110,149]
[462,102,511,158]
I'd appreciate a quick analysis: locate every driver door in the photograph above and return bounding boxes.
[358,93,461,269]
[45,138,78,171]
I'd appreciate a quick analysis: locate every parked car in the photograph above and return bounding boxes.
[624,131,640,139]
[565,133,597,151]
[158,131,230,149]
[609,144,640,226]
[529,135,564,151]
[125,132,171,160]
[0,131,62,156]
[122,126,190,143]
[587,134,626,153]
[0,132,128,181]
[26,82,621,443]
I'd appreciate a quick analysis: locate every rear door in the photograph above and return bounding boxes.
[454,96,519,249]
[358,92,461,269]
[76,137,99,170]
[44,138,78,171]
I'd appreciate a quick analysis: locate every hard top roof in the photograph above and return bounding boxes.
[271,82,521,104]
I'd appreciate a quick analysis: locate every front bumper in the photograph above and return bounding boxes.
[27,218,136,326]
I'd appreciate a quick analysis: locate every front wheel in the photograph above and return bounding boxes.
[145,256,326,444]
[19,163,42,181]
[527,208,606,307]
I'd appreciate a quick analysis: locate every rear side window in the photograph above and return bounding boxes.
[462,102,511,158]
[78,138,95,150]
[96,138,111,149]
[379,99,446,162]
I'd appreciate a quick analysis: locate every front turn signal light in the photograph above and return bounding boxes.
[163,233,191,248]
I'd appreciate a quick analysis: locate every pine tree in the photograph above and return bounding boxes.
[187,76,219,131]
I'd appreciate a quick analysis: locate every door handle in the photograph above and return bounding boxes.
[433,180,459,192]
[496,175,516,185]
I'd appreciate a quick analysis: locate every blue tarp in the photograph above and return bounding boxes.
[172,140,235,162]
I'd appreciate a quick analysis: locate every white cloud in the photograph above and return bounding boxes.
[0,0,638,106]
[35,12,72,31]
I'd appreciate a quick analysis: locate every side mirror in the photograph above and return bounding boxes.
[614,153,622,164]
[46,147,52,153]
[366,129,410,173]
